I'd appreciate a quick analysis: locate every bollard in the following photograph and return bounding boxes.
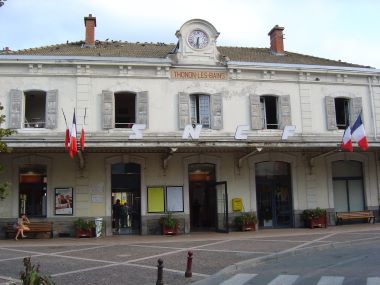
[185,251,193,278]
[156,258,164,285]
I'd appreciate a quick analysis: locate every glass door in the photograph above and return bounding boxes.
[256,161,293,228]
[214,181,229,233]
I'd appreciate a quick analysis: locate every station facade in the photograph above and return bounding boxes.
[0,15,379,236]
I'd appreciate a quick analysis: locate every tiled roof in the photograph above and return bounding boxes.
[218,47,368,68]
[2,41,370,68]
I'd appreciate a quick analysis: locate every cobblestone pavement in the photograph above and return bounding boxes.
[0,224,379,285]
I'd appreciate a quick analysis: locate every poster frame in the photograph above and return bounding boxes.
[54,187,73,216]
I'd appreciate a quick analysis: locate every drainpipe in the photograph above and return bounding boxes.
[368,76,377,140]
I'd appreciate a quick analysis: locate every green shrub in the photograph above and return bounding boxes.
[20,257,54,285]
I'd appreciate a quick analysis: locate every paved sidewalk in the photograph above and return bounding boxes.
[0,224,379,285]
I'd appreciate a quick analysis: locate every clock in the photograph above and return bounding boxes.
[188,30,209,49]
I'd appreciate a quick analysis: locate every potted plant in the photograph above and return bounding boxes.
[159,213,179,235]
[234,212,257,231]
[74,218,95,238]
[302,207,327,229]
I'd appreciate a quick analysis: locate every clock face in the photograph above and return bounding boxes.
[188,30,209,49]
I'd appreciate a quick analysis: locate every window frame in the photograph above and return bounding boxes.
[190,94,211,128]
[114,92,136,129]
[334,97,350,130]
[260,95,279,129]
[24,90,47,129]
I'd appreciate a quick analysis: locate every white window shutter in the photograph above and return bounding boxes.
[250,94,262,130]
[136,91,148,127]
[211,93,223,130]
[45,89,58,129]
[325,96,337,130]
[178,92,190,129]
[102,90,114,129]
[350,97,362,125]
[279,95,291,129]
[9,89,23,129]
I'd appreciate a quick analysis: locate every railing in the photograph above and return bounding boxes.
[115,122,134,128]
[24,118,45,128]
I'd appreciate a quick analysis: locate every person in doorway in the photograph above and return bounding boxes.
[192,198,201,227]
[14,214,30,240]
[121,202,130,228]
[112,199,122,231]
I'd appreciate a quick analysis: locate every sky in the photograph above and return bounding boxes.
[0,0,379,69]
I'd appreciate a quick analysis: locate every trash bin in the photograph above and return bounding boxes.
[94,217,103,238]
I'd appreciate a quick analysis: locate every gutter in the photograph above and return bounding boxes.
[227,61,379,74]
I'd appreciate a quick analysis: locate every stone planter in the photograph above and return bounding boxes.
[307,216,327,229]
[75,228,94,238]
[241,223,256,231]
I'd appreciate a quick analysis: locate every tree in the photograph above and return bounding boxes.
[0,103,15,200]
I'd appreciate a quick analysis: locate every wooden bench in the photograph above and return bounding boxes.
[4,222,53,239]
[336,211,375,225]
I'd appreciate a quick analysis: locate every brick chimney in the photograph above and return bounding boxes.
[268,25,284,55]
[84,14,96,47]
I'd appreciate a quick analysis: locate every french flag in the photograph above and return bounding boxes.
[69,112,78,158]
[351,114,368,151]
[341,126,353,152]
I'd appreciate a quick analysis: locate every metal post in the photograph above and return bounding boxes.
[185,251,193,278]
[156,258,164,285]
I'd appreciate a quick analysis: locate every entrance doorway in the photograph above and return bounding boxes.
[189,163,216,230]
[111,163,141,234]
[332,160,364,212]
[256,161,293,228]
[19,165,47,217]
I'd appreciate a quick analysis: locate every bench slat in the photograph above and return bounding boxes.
[336,210,375,225]
[4,222,53,239]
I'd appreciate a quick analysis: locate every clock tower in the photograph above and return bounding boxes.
[173,19,221,65]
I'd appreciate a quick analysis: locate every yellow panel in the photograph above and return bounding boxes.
[232,198,243,212]
[148,187,165,213]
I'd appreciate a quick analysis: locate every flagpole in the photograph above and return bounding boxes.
[61,108,68,128]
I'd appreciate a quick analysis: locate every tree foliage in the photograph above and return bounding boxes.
[0,103,15,200]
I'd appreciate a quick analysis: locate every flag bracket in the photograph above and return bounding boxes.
[163,148,178,171]
[77,149,85,169]
[309,146,340,168]
[237,147,263,169]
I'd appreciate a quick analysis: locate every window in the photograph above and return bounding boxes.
[325,96,362,131]
[102,90,148,130]
[114,92,136,128]
[190,94,210,128]
[260,96,278,129]
[24,91,46,128]
[9,89,57,129]
[335,98,350,129]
